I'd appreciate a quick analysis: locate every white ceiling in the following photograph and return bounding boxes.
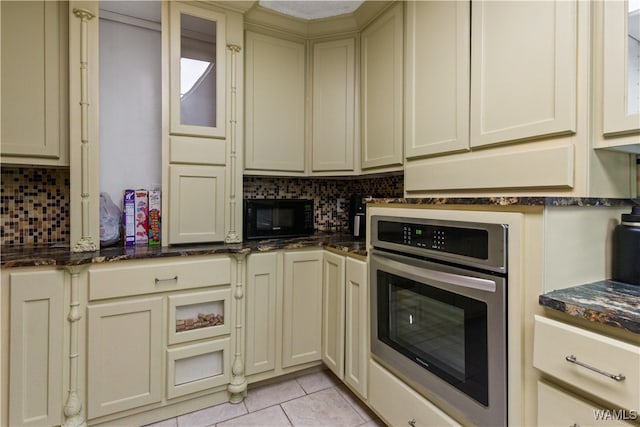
[258,0,365,20]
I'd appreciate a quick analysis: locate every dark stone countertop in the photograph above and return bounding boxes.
[539,280,640,335]
[0,232,367,268]
[370,197,636,207]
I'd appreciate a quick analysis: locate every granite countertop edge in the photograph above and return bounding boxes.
[370,197,637,207]
[0,232,367,268]
[539,280,640,335]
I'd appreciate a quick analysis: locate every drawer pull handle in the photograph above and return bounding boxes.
[408,419,416,427]
[565,355,626,382]
[155,276,178,284]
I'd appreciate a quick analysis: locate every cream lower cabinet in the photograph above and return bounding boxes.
[322,253,368,399]
[369,359,461,426]
[86,256,233,422]
[3,268,64,427]
[87,297,163,419]
[245,250,323,380]
[534,315,640,425]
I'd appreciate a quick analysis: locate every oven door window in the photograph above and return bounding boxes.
[377,270,489,406]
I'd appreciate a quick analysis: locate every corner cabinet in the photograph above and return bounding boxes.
[244,31,306,174]
[360,2,404,171]
[244,250,323,382]
[322,253,368,399]
[3,268,65,427]
[0,1,69,166]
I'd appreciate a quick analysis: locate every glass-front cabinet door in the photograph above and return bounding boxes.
[169,2,226,138]
[603,0,640,134]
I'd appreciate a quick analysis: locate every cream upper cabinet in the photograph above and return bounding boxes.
[404,1,470,159]
[593,0,640,152]
[404,0,635,197]
[169,2,226,139]
[245,31,306,174]
[470,0,577,148]
[360,2,404,170]
[168,164,226,244]
[1,1,68,166]
[603,0,640,136]
[311,38,357,173]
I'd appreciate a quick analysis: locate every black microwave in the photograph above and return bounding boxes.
[244,199,314,240]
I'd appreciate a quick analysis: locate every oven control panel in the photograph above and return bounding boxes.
[379,220,490,260]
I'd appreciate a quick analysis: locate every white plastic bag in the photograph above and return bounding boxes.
[100,192,121,246]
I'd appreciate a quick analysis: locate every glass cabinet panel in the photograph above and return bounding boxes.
[628,1,640,116]
[603,0,640,134]
[169,3,225,138]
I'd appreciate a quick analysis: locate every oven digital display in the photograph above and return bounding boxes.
[378,220,489,259]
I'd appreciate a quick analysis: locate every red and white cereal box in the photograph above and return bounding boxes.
[135,190,149,245]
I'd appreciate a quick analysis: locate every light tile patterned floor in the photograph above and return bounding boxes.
[147,369,385,427]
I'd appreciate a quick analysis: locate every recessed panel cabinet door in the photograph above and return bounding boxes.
[344,257,368,399]
[245,252,279,376]
[1,1,68,165]
[603,0,640,135]
[282,250,323,368]
[360,2,404,169]
[245,31,305,173]
[312,38,356,172]
[405,1,470,159]
[321,251,345,378]
[169,164,226,244]
[470,0,577,147]
[87,297,162,419]
[9,269,64,427]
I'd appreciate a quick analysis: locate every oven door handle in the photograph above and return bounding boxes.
[371,251,497,293]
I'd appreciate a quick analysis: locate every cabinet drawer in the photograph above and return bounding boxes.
[534,315,640,411]
[89,257,231,300]
[537,381,635,426]
[368,359,461,427]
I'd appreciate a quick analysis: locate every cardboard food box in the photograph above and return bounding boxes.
[123,189,136,246]
[135,190,149,245]
[148,189,161,246]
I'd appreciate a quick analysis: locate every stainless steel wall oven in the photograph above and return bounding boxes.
[370,215,508,426]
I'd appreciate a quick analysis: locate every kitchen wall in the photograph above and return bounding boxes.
[0,166,404,245]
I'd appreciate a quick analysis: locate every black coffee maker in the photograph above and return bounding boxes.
[349,194,368,239]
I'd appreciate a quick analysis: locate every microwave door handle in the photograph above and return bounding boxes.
[374,253,496,293]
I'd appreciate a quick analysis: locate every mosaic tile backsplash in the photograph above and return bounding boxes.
[243,174,404,232]
[1,167,71,246]
[0,167,403,245]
